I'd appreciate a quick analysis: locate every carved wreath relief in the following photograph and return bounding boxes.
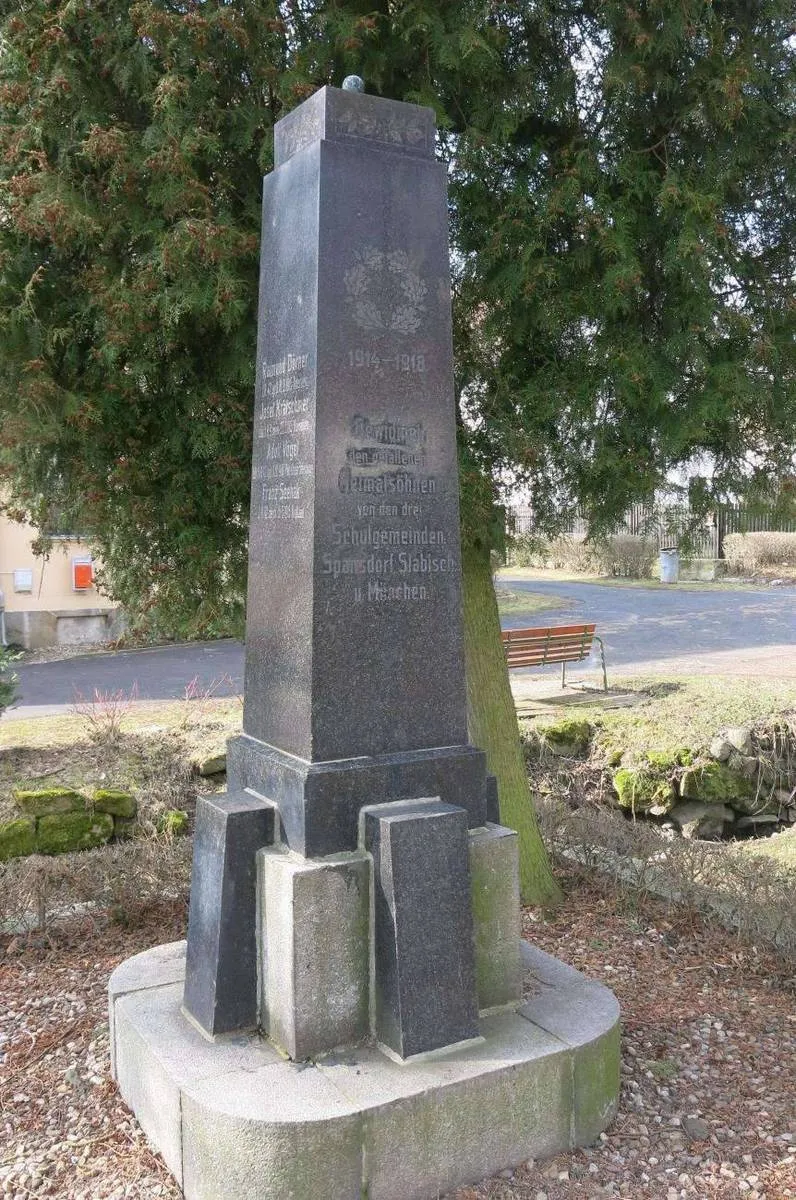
[344,248,428,335]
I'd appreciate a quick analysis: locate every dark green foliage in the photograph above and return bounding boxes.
[0,0,793,631]
[0,647,19,715]
[453,0,795,535]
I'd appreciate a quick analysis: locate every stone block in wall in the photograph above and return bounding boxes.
[13,788,86,817]
[93,789,137,818]
[0,818,36,861]
[36,811,114,855]
[113,817,138,840]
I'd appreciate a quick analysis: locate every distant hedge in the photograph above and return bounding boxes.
[723,532,796,573]
[509,533,656,578]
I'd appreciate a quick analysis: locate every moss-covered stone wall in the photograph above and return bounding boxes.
[533,716,796,842]
[0,787,138,861]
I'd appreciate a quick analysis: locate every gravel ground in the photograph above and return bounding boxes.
[0,872,793,1200]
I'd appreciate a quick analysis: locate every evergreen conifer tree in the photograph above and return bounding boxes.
[1,0,793,904]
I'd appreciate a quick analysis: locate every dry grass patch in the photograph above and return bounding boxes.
[495,585,572,618]
[0,696,243,830]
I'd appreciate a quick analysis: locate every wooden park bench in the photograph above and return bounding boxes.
[501,623,608,691]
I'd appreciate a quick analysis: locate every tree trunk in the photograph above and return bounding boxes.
[462,541,563,907]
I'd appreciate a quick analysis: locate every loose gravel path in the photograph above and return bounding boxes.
[1,872,793,1199]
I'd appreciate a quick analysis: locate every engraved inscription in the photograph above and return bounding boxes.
[255,351,314,521]
[338,467,435,496]
[324,403,454,604]
[332,104,432,154]
[348,349,426,374]
[350,415,426,445]
[275,103,323,163]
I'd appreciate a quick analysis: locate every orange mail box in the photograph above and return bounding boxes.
[72,559,93,590]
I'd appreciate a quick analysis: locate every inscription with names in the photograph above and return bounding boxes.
[255,351,314,522]
[331,103,433,155]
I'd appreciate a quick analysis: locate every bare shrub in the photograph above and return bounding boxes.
[509,533,552,568]
[179,673,239,728]
[723,531,796,573]
[591,535,657,578]
[0,836,192,934]
[510,533,597,572]
[509,532,656,577]
[507,533,545,568]
[537,796,796,960]
[70,684,140,745]
[549,535,598,572]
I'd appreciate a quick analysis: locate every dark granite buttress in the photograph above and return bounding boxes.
[362,799,480,1058]
[183,792,275,1036]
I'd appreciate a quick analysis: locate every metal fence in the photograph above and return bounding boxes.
[507,504,796,559]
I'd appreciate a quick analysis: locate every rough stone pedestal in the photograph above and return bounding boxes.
[109,939,620,1200]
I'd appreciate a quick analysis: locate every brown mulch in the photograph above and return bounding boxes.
[1,872,794,1200]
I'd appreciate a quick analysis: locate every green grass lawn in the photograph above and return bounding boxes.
[538,676,796,759]
[494,584,571,617]
[736,826,796,869]
[525,675,796,882]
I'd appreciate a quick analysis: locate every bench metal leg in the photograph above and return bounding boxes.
[594,636,608,692]
[561,661,566,689]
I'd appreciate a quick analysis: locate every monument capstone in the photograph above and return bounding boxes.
[108,83,620,1200]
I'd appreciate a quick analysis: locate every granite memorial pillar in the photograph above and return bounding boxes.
[183,83,513,1059]
[110,83,621,1199]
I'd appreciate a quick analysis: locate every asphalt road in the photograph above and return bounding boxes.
[11,639,245,713]
[500,578,796,679]
[7,579,796,715]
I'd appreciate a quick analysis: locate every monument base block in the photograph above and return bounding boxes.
[108,941,620,1200]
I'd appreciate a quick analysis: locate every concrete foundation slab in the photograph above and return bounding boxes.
[109,940,620,1200]
[112,977,282,1185]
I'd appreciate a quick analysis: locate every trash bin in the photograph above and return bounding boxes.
[659,547,680,584]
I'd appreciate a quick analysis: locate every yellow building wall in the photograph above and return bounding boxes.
[0,511,114,613]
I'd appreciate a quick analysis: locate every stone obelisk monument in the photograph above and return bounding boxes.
[108,81,620,1200]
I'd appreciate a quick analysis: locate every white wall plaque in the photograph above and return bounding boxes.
[13,568,33,593]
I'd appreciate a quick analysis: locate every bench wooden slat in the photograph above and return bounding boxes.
[504,638,590,657]
[502,623,596,641]
[501,623,596,668]
[500,622,608,691]
[503,650,590,666]
[503,644,593,658]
